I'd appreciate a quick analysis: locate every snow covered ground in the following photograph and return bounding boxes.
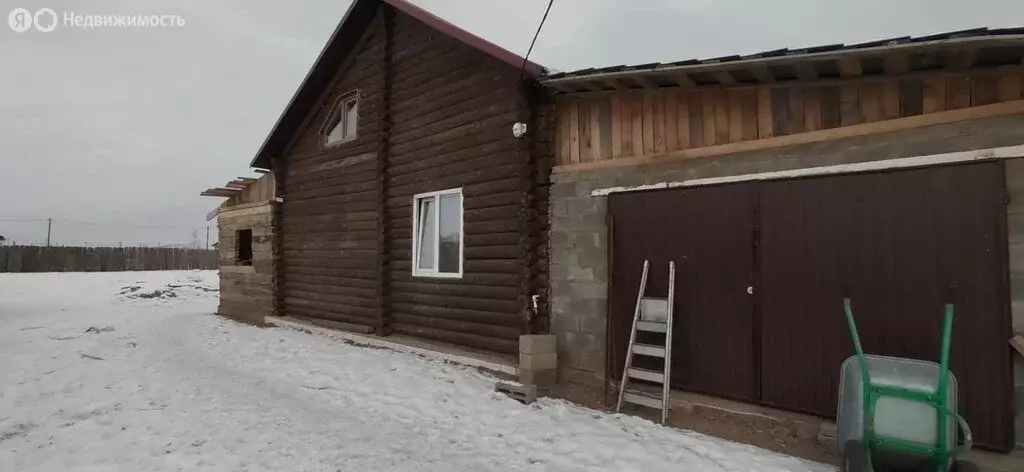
[0,270,833,471]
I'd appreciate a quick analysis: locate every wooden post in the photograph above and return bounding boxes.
[46,218,52,246]
[271,158,286,320]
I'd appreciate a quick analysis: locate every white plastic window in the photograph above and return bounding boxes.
[412,188,463,278]
[325,94,358,146]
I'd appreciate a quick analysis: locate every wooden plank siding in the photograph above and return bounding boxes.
[276,6,548,354]
[225,172,276,206]
[553,70,1024,166]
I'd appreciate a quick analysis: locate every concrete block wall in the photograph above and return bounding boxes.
[549,186,609,386]
[1005,158,1024,447]
[549,114,1024,446]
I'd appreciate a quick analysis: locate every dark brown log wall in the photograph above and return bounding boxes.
[531,98,554,334]
[276,5,551,353]
[386,12,528,353]
[279,15,386,331]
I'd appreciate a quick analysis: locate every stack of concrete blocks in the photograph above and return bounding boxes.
[519,334,558,386]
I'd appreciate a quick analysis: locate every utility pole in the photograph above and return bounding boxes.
[46,218,52,247]
[206,225,210,250]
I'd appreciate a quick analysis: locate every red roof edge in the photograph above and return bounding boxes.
[384,0,546,77]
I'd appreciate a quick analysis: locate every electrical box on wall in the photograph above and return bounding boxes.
[512,122,528,139]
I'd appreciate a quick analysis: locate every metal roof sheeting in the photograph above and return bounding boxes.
[543,27,1024,84]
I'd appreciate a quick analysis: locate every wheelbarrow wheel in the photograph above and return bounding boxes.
[840,440,867,472]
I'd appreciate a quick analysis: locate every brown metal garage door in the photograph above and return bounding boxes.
[609,184,758,401]
[608,161,1013,451]
[758,162,1012,451]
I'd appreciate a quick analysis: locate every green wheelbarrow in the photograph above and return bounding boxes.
[838,298,977,472]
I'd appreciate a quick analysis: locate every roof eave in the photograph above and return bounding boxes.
[541,34,1024,88]
[383,0,546,77]
[248,0,369,169]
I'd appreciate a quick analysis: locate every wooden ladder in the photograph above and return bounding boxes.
[615,259,675,424]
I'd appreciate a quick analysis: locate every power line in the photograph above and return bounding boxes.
[519,0,554,82]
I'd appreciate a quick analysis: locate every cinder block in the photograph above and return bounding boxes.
[519,352,557,370]
[548,231,570,250]
[567,266,595,282]
[1009,214,1024,244]
[818,423,838,453]
[558,367,604,387]
[570,298,606,322]
[1010,243,1024,271]
[572,232,601,250]
[519,334,556,354]
[574,248,606,269]
[567,349,604,373]
[1013,302,1024,330]
[1012,274,1024,304]
[567,281,606,300]
[579,311,608,337]
[519,368,558,386]
[495,381,538,404]
[550,182,581,200]
[565,332,597,357]
[549,263,569,281]
[1006,157,1024,178]
[553,199,572,218]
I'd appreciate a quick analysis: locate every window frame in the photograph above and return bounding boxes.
[411,187,464,279]
[322,91,359,147]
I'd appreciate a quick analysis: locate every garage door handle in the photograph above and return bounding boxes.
[747,286,754,295]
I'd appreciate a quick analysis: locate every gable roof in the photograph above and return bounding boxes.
[251,0,546,169]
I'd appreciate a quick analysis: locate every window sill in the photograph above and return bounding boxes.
[411,271,463,279]
[324,136,358,148]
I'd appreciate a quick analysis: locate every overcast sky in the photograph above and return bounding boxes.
[1,0,1022,246]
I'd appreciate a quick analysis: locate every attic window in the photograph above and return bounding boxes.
[325,92,358,146]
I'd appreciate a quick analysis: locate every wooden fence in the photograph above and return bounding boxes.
[0,246,217,273]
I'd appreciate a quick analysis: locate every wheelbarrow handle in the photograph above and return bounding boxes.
[936,405,973,456]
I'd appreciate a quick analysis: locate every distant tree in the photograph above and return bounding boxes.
[189,230,200,249]
[0,234,6,245]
